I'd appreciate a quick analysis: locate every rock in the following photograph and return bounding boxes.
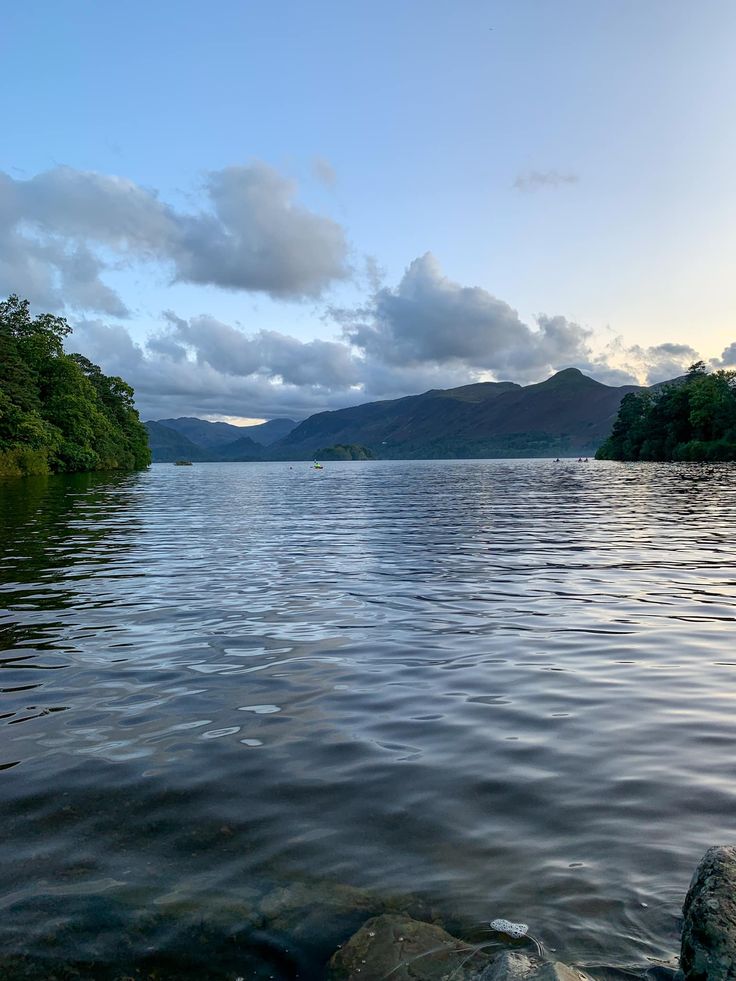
[259,880,437,960]
[326,912,487,980]
[681,846,736,981]
[260,880,376,943]
[478,952,536,981]
[478,951,594,981]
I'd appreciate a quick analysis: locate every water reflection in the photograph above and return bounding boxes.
[1,460,736,978]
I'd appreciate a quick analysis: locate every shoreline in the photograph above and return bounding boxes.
[1,848,732,981]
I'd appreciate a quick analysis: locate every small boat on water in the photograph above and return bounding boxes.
[312,461,323,470]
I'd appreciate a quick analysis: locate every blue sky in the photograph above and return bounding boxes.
[2,0,735,421]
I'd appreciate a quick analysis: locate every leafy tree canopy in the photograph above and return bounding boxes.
[0,294,151,477]
[316,443,375,461]
[596,363,736,462]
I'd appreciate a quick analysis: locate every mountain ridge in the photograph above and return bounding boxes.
[155,416,297,447]
[145,368,642,461]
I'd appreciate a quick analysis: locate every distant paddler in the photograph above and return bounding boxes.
[313,460,324,469]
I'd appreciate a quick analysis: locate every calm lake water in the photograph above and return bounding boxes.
[2,460,736,979]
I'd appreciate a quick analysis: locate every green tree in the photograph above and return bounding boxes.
[0,294,151,477]
[597,366,736,462]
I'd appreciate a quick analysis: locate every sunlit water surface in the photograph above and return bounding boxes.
[2,460,736,979]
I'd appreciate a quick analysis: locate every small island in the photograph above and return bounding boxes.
[315,443,375,461]
[596,362,736,462]
[0,295,150,478]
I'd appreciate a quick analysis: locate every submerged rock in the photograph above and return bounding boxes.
[260,880,376,943]
[478,950,593,981]
[326,912,486,980]
[259,880,435,961]
[681,846,736,981]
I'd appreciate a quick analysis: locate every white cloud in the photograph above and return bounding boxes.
[0,162,350,314]
[710,341,736,369]
[598,339,701,385]
[333,252,593,381]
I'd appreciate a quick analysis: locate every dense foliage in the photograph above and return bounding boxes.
[0,295,150,477]
[596,363,736,461]
[316,443,375,461]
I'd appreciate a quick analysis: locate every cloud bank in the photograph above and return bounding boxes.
[64,252,714,421]
[1,160,713,421]
[0,163,350,314]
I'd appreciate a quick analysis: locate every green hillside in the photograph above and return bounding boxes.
[274,369,639,459]
[144,422,206,463]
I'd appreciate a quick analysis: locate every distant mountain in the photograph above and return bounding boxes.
[144,421,205,462]
[154,416,297,448]
[244,418,299,445]
[155,417,248,449]
[145,369,643,462]
[272,368,641,459]
[214,435,266,460]
[273,380,519,457]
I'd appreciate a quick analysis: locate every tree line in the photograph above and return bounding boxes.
[0,294,150,477]
[596,362,736,461]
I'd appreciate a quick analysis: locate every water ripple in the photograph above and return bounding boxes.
[1,460,735,977]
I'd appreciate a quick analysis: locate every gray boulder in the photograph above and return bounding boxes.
[326,912,488,980]
[681,846,736,981]
[479,950,593,981]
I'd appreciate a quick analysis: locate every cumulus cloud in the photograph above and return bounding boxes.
[710,341,736,369]
[173,165,349,295]
[620,341,700,385]
[0,162,350,313]
[68,317,366,421]
[332,252,592,381]
[575,337,707,387]
[513,170,579,192]
[68,291,504,420]
[643,343,700,384]
[573,361,640,387]
[170,314,361,389]
[0,193,131,317]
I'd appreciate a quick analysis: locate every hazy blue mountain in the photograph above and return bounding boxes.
[213,435,267,460]
[154,417,250,448]
[145,420,293,461]
[154,416,296,448]
[244,418,299,445]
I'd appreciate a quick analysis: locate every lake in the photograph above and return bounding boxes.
[2,460,736,980]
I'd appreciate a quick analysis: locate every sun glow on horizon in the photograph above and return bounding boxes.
[203,415,267,427]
